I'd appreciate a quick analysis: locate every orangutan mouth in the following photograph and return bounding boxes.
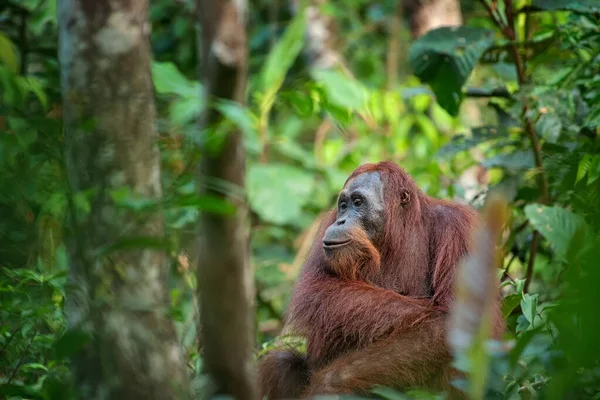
[323,239,351,249]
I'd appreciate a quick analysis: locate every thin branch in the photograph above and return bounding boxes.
[385,2,401,91]
[501,252,518,280]
[518,377,550,393]
[481,0,506,31]
[464,87,512,98]
[7,329,37,384]
[0,324,24,359]
[481,0,550,294]
[523,231,540,293]
[18,8,27,75]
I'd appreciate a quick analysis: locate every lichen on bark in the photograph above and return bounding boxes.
[58,0,190,398]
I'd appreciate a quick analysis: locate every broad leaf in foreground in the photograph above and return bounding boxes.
[524,204,592,262]
[409,26,495,116]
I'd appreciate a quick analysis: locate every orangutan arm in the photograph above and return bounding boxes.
[285,270,437,362]
[304,313,453,396]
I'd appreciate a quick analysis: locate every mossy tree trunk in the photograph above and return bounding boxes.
[58,0,189,398]
[195,0,257,398]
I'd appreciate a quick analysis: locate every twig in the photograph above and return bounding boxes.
[481,0,550,294]
[502,252,518,280]
[464,87,512,98]
[523,231,540,293]
[18,8,27,75]
[7,329,37,384]
[0,324,24,359]
[518,377,550,393]
[313,119,331,164]
[385,3,401,91]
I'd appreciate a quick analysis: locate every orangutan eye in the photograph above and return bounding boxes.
[353,198,363,207]
[339,202,347,212]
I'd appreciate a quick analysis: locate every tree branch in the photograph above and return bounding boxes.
[464,87,512,98]
[481,0,550,293]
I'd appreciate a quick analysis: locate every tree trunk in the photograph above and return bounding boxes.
[195,1,257,399]
[290,0,343,70]
[58,0,190,398]
[403,0,463,38]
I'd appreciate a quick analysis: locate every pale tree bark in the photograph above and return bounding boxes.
[58,0,190,398]
[290,0,344,71]
[195,0,257,399]
[403,0,463,39]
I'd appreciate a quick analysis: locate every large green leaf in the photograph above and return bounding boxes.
[0,32,18,74]
[531,0,600,13]
[409,26,495,116]
[258,10,305,98]
[521,293,539,328]
[247,164,314,225]
[535,113,562,143]
[313,69,368,111]
[151,61,200,98]
[482,150,534,171]
[169,97,201,126]
[524,204,592,262]
[437,126,503,160]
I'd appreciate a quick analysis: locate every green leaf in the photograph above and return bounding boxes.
[437,126,502,159]
[535,113,562,143]
[531,0,600,13]
[21,363,48,372]
[482,150,535,171]
[0,32,18,74]
[247,164,314,225]
[370,386,412,400]
[258,10,305,97]
[166,194,236,215]
[169,97,201,126]
[502,293,522,319]
[409,26,495,116]
[521,293,538,328]
[588,156,600,184]
[18,76,48,110]
[584,104,600,128]
[151,61,200,98]
[576,154,592,183]
[215,100,258,141]
[313,69,367,111]
[280,141,316,168]
[524,204,590,261]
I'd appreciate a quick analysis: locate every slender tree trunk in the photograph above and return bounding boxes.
[290,0,343,70]
[195,1,257,399]
[403,0,463,39]
[58,0,189,398]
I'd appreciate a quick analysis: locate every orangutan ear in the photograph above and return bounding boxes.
[399,189,410,205]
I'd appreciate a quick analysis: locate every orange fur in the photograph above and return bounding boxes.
[257,162,505,398]
[326,226,381,282]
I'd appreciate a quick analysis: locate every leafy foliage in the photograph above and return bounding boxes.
[247,164,315,225]
[409,26,495,116]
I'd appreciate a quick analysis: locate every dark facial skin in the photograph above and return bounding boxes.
[323,171,386,252]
